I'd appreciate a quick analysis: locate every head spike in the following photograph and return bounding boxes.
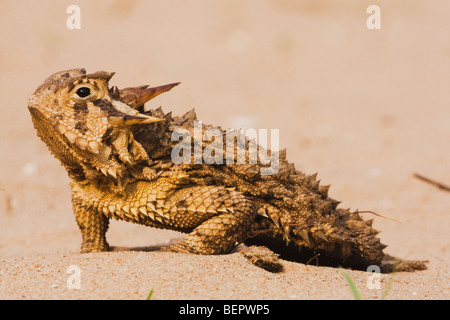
[108,113,164,126]
[118,85,149,97]
[120,82,180,109]
[89,71,115,82]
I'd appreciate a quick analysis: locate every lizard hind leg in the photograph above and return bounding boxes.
[162,189,256,255]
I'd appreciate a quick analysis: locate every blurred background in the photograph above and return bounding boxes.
[0,1,449,261]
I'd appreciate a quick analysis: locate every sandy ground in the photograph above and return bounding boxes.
[0,0,449,300]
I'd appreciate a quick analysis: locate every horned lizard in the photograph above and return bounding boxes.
[28,68,427,272]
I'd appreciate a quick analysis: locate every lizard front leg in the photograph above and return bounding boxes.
[72,194,110,253]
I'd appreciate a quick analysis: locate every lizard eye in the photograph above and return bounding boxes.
[76,87,91,98]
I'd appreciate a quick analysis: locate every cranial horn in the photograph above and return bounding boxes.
[120,82,181,109]
[118,85,149,97]
[88,71,116,82]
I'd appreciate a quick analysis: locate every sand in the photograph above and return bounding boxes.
[0,0,449,300]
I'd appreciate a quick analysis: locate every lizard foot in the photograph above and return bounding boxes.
[236,245,284,273]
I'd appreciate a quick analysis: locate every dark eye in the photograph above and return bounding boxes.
[76,87,91,98]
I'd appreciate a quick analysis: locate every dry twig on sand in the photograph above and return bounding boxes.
[413,173,450,192]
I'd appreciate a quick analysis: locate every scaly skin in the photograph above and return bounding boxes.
[28,69,427,271]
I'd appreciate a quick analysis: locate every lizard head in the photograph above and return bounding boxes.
[28,68,179,180]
